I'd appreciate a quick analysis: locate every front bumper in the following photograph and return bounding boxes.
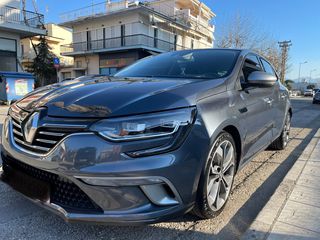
[0,116,209,225]
[0,154,189,225]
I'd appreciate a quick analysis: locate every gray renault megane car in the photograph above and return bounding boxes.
[0,49,291,225]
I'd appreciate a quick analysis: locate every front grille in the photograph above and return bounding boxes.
[10,116,83,155]
[2,154,103,214]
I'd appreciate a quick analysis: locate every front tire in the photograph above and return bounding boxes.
[269,113,291,150]
[193,131,236,219]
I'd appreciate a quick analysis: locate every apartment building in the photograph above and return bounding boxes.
[21,23,74,80]
[0,0,46,72]
[60,0,215,77]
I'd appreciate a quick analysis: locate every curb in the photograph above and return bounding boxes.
[242,128,320,240]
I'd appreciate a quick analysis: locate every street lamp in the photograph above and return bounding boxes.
[298,61,308,83]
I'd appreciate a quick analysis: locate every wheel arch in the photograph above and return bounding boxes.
[223,125,242,172]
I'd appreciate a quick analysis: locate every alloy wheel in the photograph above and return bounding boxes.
[206,140,235,211]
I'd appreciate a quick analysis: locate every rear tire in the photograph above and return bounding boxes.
[269,113,291,150]
[192,131,236,219]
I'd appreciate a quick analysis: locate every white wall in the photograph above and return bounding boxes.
[72,13,140,41]
[73,55,100,75]
[148,0,175,18]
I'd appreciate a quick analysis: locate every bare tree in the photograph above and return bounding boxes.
[216,15,266,49]
[22,0,47,57]
[216,15,283,74]
[256,41,282,74]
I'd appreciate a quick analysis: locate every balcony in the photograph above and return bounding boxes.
[61,34,186,56]
[175,8,214,32]
[0,5,46,37]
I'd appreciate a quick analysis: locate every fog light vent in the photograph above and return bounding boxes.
[141,183,179,206]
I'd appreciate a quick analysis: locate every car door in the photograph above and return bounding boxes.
[240,54,275,160]
[260,58,285,139]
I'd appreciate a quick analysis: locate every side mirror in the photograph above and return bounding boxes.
[247,71,277,87]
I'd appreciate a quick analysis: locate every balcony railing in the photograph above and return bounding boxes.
[61,34,186,55]
[0,5,44,29]
[59,1,214,37]
[60,1,202,28]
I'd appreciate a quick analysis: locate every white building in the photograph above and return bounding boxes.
[0,0,46,72]
[60,0,215,77]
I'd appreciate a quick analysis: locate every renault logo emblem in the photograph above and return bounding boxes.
[23,112,40,144]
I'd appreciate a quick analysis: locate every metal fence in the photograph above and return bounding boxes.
[0,5,44,29]
[61,34,186,54]
[60,0,135,23]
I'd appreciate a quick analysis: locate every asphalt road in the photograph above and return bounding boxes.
[0,97,319,240]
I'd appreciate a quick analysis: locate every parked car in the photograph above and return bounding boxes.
[313,89,320,104]
[313,88,319,95]
[1,49,292,225]
[304,89,314,97]
[290,90,301,97]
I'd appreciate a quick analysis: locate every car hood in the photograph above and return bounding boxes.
[16,77,226,118]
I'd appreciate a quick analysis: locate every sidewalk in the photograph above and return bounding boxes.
[243,129,320,240]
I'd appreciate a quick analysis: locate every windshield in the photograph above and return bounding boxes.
[114,49,240,80]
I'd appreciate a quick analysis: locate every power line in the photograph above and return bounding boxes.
[278,40,292,83]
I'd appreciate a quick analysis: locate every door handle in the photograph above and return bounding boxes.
[239,107,248,114]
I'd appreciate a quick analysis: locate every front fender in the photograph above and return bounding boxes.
[196,91,246,169]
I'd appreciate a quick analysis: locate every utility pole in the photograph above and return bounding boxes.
[278,40,292,83]
[22,0,46,57]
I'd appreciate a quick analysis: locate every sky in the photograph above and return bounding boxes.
[27,0,320,81]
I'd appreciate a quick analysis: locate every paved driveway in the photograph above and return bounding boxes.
[0,97,320,239]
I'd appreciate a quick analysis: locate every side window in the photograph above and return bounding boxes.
[261,58,277,77]
[242,55,262,83]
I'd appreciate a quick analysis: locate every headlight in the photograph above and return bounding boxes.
[90,108,196,142]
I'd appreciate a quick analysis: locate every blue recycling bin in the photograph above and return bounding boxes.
[0,72,35,104]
